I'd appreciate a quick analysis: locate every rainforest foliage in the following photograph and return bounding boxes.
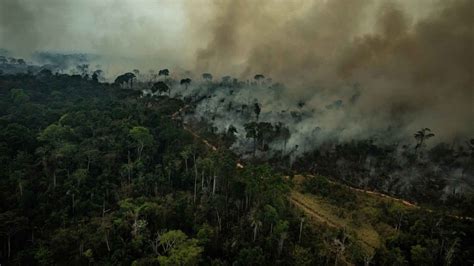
[0,72,472,265]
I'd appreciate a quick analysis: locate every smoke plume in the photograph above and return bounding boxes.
[0,0,472,140]
[193,0,473,141]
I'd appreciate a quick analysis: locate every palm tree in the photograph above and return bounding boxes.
[180,147,192,173]
[414,128,435,155]
[249,210,262,242]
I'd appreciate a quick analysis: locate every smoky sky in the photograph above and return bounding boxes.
[0,0,189,69]
[0,0,473,140]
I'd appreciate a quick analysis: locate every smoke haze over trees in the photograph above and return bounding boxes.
[1,1,474,264]
[1,0,472,141]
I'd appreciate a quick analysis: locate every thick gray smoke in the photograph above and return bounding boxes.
[193,0,474,141]
[0,0,190,73]
[1,0,472,142]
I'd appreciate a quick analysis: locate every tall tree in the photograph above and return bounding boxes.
[157,230,203,265]
[414,128,435,155]
[129,126,154,161]
[180,78,191,90]
[244,122,258,157]
[254,103,261,121]
[0,211,28,258]
[152,81,170,96]
[114,72,136,88]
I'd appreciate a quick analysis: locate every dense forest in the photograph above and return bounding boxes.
[0,67,473,265]
[0,0,472,263]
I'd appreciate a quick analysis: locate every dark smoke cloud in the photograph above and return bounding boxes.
[193,0,473,140]
[0,0,472,140]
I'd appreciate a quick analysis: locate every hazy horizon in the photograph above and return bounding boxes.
[1,0,473,140]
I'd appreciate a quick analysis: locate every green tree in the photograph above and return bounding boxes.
[0,211,28,258]
[37,123,74,188]
[385,247,407,266]
[152,81,170,96]
[34,245,54,265]
[10,88,30,104]
[118,198,157,238]
[410,244,432,265]
[234,247,265,266]
[129,126,154,161]
[291,245,313,266]
[157,230,203,266]
[274,220,289,257]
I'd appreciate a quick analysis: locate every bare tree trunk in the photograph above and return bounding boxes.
[212,174,217,196]
[364,254,373,266]
[298,217,304,243]
[277,232,287,257]
[201,170,204,190]
[253,137,257,158]
[53,171,57,188]
[105,231,111,252]
[127,150,132,184]
[19,181,23,197]
[253,224,258,242]
[193,154,198,204]
[167,169,171,185]
[138,143,144,161]
[8,234,11,258]
[72,194,75,215]
[396,213,403,232]
[245,193,249,210]
[216,210,222,232]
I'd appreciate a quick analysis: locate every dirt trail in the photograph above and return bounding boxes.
[290,191,380,250]
[290,193,339,228]
[170,106,473,222]
[325,179,418,208]
[172,105,218,151]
